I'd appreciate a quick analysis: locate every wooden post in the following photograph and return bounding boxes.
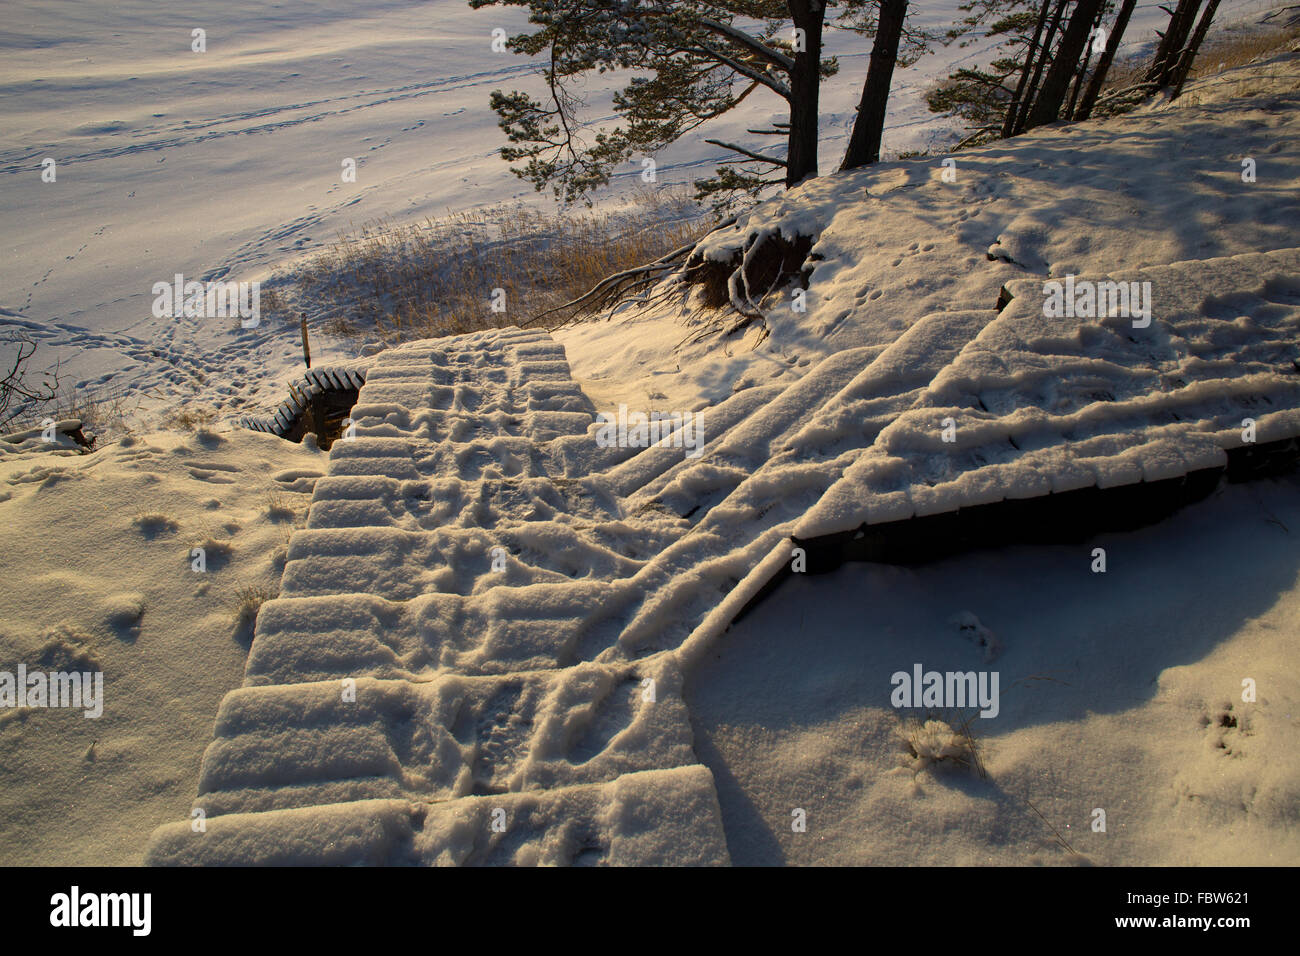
[310,390,329,447]
[300,313,311,369]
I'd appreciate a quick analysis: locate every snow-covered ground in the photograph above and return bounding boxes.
[0,427,327,865]
[1,1,1297,866]
[690,471,1300,865]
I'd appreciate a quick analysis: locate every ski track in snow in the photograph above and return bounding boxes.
[0,67,542,175]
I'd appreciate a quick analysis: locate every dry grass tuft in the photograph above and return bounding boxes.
[232,584,277,633]
[2,380,135,442]
[161,406,217,432]
[277,190,710,346]
[898,710,987,778]
[132,512,179,536]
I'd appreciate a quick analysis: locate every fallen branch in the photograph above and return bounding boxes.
[955,125,1000,150]
[1092,80,1162,108]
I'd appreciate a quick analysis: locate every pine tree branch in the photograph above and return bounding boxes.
[683,45,792,99]
[704,138,788,167]
[697,18,796,72]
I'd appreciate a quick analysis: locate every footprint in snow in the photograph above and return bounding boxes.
[950,611,1001,662]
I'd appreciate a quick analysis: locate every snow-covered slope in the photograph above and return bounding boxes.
[560,57,1300,412]
[0,426,327,865]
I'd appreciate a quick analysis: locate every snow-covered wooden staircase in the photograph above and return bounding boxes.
[148,327,733,865]
[149,247,1300,865]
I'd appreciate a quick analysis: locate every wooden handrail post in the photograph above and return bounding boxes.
[300,313,311,369]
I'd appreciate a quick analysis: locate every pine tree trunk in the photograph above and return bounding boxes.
[1024,0,1107,131]
[1147,0,1201,86]
[786,0,827,187]
[1012,0,1069,135]
[1066,53,1090,121]
[1170,0,1221,97]
[840,0,908,170]
[1074,0,1138,120]
[1003,0,1055,137]
[1064,3,1106,121]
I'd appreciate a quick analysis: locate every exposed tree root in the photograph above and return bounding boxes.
[676,227,814,347]
[534,215,815,354]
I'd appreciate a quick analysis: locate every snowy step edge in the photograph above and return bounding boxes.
[145,765,731,866]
